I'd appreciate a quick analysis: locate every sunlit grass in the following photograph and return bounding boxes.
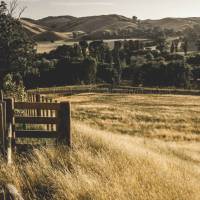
[56,93,200,141]
[0,122,200,199]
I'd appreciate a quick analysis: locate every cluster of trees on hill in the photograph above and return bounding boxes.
[2,1,200,90]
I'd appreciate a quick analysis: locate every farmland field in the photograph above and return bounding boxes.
[1,93,200,199]
[57,93,200,141]
[37,38,149,53]
[36,37,181,54]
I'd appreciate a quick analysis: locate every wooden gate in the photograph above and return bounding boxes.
[0,92,71,164]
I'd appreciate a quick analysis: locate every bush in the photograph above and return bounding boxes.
[3,73,27,101]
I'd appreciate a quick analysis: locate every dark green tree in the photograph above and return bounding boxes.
[156,37,167,53]
[182,39,188,55]
[79,40,88,58]
[170,42,175,53]
[174,39,179,52]
[132,16,138,23]
[82,57,97,84]
[89,40,104,62]
[196,39,200,51]
[0,1,36,81]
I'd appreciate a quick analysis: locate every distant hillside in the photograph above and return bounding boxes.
[55,15,137,33]
[21,15,200,41]
[21,19,47,36]
[37,15,77,31]
[21,14,138,41]
[141,17,200,31]
[21,18,71,41]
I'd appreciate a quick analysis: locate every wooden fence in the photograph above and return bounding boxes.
[0,91,71,164]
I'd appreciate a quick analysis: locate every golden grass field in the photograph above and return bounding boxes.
[1,93,200,199]
[36,38,148,53]
[57,93,200,141]
[36,40,76,54]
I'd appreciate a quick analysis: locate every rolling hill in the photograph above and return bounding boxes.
[141,17,200,31]
[51,14,137,33]
[21,15,200,42]
[21,18,72,41]
[37,15,77,31]
[21,15,138,41]
[21,18,47,36]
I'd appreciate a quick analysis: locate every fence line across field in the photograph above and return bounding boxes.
[30,86,200,96]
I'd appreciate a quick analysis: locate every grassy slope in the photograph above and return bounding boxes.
[0,93,200,199]
[21,19,47,35]
[37,16,76,31]
[141,17,199,31]
[21,19,72,45]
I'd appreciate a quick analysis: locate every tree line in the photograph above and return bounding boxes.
[26,39,200,89]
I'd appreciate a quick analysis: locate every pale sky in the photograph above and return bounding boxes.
[5,0,200,19]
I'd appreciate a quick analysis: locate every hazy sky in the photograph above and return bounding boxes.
[5,0,200,19]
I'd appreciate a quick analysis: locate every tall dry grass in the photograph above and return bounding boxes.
[0,122,200,199]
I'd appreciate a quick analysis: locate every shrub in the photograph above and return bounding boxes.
[3,73,27,101]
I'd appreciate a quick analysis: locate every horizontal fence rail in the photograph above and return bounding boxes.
[15,116,57,124]
[15,102,60,110]
[15,130,58,138]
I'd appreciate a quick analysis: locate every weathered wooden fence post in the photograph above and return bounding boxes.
[30,93,34,116]
[4,98,15,164]
[47,98,51,131]
[0,103,5,154]
[57,102,71,147]
[0,91,4,154]
[2,101,7,155]
[0,90,3,102]
[49,99,54,131]
[7,124,12,165]
[36,93,41,117]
